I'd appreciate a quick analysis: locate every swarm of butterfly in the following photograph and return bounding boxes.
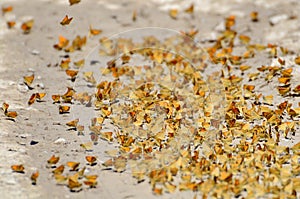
[3,0,300,197]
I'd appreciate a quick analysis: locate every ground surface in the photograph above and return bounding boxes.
[0,0,300,198]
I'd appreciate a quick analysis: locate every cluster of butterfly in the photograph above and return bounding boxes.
[4,0,300,197]
[46,155,98,191]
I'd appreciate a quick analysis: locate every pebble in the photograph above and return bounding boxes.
[37,83,45,89]
[17,82,29,93]
[54,137,66,144]
[214,21,225,32]
[19,149,27,154]
[6,178,17,185]
[31,49,40,55]
[269,14,288,26]
[27,68,35,72]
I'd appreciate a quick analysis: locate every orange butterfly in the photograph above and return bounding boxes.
[169,9,178,19]
[250,11,258,22]
[184,4,194,14]
[59,105,70,114]
[67,162,80,171]
[73,59,85,68]
[60,15,73,26]
[2,102,9,113]
[53,35,69,50]
[47,155,60,165]
[66,69,78,82]
[2,102,17,118]
[85,156,97,165]
[68,178,82,190]
[11,164,25,173]
[295,56,300,65]
[21,19,34,34]
[89,25,102,36]
[36,93,46,101]
[69,0,81,6]
[54,174,68,184]
[7,21,16,29]
[52,95,61,104]
[100,132,113,142]
[52,165,65,175]
[28,93,37,105]
[60,58,71,70]
[30,171,39,185]
[83,177,97,188]
[62,87,75,103]
[23,74,34,88]
[66,119,79,128]
[5,111,18,119]
[2,6,13,14]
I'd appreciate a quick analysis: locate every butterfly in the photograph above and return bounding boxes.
[100,132,113,142]
[184,4,194,14]
[53,35,69,50]
[132,10,137,22]
[80,142,93,151]
[250,11,258,22]
[11,164,25,173]
[66,69,78,82]
[89,25,102,36]
[83,177,97,188]
[7,21,16,29]
[2,102,17,119]
[69,0,81,6]
[2,102,9,113]
[30,171,39,185]
[60,15,73,26]
[68,177,82,190]
[66,162,80,171]
[66,119,79,128]
[47,155,60,165]
[77,167,86,178]
[59,105,70,114]
[28,93,46,105]
[52,165,65,175]
[62,87,75,103]
[2,6,13,14]
[28,94,36,105]
[21,19,34,34]
[73,59,85,68]
[54,174,68,184]
[294,56,300,65]
[60,58,71,70]
[52,95,61,104]
[85,156,97,165]
[169,9,178,19]
[83,71,96,85]
[23,74,34,89]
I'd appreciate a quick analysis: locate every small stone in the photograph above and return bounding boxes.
[31,49,40,55]
[17,83,29,93]
[28,68,35,72]
[269,14,288,26]
[214,21,225,32]
[37,83,45,89]
[6,178,17,185]
[54,138,66,144]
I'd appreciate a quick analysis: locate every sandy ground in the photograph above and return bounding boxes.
[0,0,300,198]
